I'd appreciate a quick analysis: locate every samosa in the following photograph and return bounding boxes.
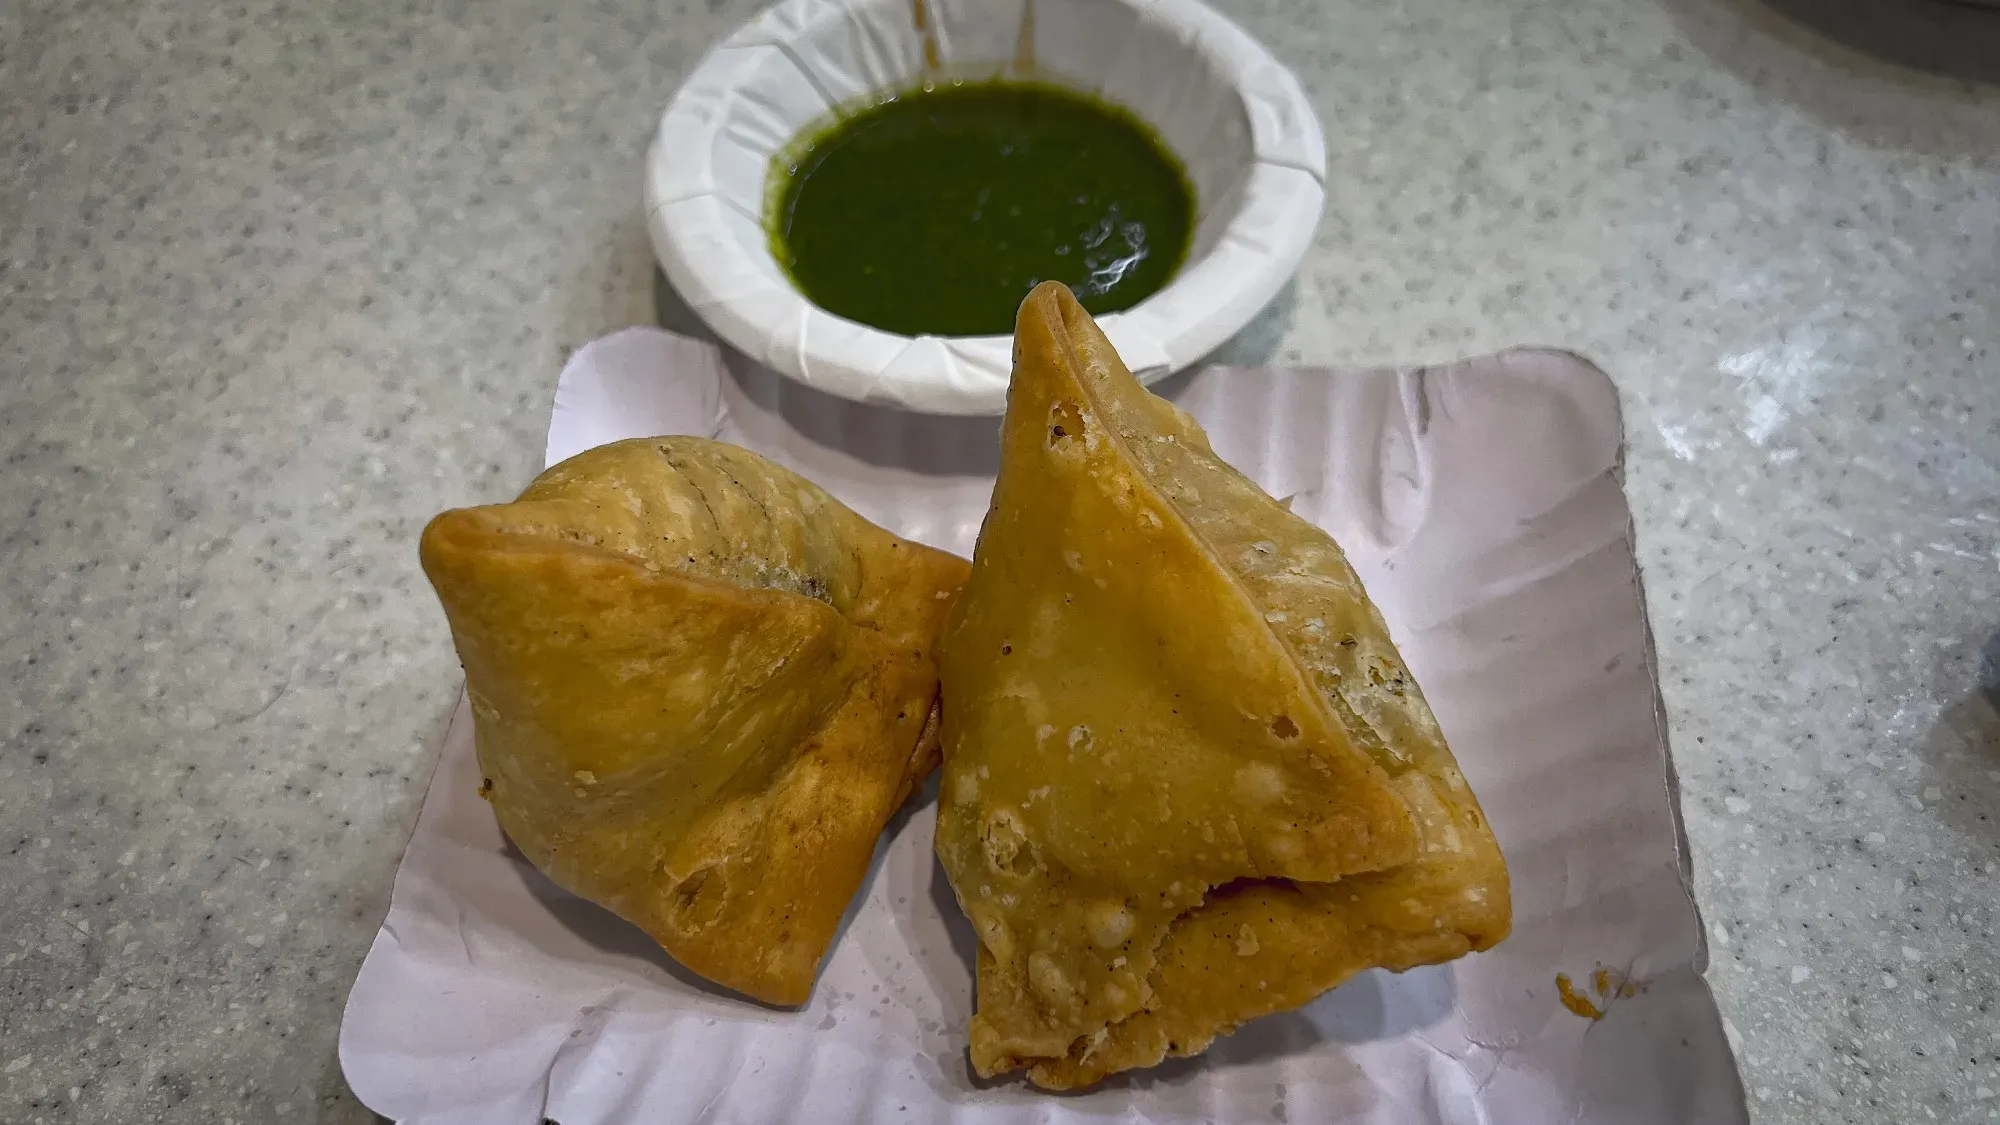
[421,437,969,1005]
[935,283,1510,1087]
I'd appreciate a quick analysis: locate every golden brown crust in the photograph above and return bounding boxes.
[935,284,1510,1087]
[422,437,969,1005]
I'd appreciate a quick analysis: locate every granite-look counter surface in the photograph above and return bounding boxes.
[1,0,1995,1122]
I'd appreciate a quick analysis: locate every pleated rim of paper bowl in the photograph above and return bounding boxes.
[643,0,1328,416]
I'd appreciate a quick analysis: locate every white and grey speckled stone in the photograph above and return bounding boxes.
[0,0,1995,1122]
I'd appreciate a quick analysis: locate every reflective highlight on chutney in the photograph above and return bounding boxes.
[770,80,1196,338]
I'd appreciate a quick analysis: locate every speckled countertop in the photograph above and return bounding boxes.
[2,0,1996,1121]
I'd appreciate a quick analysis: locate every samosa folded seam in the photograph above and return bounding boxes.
[936,283,1510,1088]
[422,437,969,1006]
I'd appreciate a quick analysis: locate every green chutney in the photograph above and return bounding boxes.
[769,80,1196,338]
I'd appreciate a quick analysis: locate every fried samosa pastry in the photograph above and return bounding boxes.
[935,283,1510,1087]
[421,437,969,1006]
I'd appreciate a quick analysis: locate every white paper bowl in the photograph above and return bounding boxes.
[643,0,1327,415]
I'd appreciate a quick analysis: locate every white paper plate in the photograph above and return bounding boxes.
[339,333,1749,1124]
[643,0,1327,416]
